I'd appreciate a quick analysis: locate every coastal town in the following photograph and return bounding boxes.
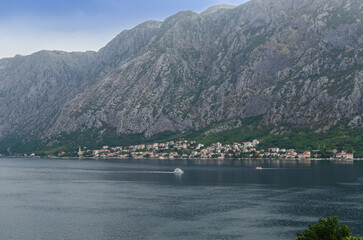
[67,139,355,160]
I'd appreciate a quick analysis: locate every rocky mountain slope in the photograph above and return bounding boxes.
[0,0,362,143]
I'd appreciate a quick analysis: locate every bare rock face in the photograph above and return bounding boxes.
[0,51,97,139]
[0,0,363,140]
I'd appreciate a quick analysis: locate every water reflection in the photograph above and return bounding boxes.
[129,158,362,187]
[132,158,356,168]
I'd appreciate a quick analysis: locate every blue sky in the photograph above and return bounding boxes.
[0,0,248,58]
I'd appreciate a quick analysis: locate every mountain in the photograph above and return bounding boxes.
[0,0,362,150]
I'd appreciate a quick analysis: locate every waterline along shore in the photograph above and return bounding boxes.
[1,156,362,162]
[10,139,359,161]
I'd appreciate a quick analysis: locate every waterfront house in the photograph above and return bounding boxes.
[298,151,311,159]
[336,151,354,160]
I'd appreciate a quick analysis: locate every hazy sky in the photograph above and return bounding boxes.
[0,0,248,59]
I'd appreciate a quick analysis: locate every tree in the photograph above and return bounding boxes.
[297,216,350,240]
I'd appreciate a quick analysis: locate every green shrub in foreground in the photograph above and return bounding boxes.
[297,216,350,240]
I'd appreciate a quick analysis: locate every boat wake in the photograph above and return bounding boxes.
[123,171,176,174]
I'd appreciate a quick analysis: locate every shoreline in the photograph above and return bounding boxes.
[1,156,361,161]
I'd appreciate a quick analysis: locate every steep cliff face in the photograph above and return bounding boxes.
[0,51,97,139]
[0,0,362,141]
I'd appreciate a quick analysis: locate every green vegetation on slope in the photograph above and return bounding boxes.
[1,116,363,157]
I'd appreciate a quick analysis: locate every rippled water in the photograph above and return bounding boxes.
[0,157,362,240]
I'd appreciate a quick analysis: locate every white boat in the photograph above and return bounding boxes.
[256,167,263,170]
[174,168,184,175]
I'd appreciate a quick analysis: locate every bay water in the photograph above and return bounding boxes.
[0,157,362,240]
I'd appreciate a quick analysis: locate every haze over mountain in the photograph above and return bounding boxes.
[0,0,362,145]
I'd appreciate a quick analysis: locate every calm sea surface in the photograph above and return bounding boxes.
[0,157,362,240]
